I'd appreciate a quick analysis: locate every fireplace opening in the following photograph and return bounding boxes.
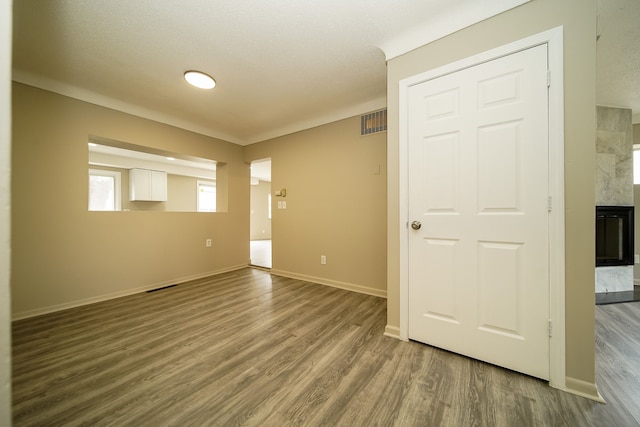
[596,206,634,267]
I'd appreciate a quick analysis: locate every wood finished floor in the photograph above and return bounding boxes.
[12,268,640,426]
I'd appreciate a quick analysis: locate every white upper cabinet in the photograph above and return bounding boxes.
[129,168,167,201]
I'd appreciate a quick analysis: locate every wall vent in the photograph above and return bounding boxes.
[361,109,387,136]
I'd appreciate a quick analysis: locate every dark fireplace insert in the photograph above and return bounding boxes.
[596,206,634,267]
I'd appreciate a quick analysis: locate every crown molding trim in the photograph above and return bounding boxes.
[12,69,244,145]
[379,0,531,61]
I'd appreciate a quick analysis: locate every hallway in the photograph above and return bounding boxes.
[250,239,272,269]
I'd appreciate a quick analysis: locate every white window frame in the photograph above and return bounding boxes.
[89,168,121,211]
[197,180,216,212]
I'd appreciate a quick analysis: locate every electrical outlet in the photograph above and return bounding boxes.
[206,239,212,247]
[321,255,326,265]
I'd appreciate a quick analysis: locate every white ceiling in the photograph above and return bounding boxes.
[88,143,218,180]
[11,0,640,150]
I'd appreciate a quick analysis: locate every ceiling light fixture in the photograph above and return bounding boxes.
[184,70,216,89]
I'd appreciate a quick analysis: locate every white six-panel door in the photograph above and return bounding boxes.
[407,44,550,380]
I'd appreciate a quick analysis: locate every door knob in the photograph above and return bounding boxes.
[411,221,422,230]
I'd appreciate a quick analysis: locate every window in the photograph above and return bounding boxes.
[634,145,640,184]
[197,180,216,212]
[89,169,121,211]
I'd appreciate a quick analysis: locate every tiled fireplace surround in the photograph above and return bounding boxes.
[595,106,634,293]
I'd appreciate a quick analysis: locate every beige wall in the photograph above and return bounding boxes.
[386,0,597,394]
[13,83,387,318]
[1,0,11,422]
[244,116,387,296]
[250,180,272,240]
[160,174,191,212]
[11,82,250,318]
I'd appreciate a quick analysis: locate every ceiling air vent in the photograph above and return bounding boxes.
[361,109,387,136]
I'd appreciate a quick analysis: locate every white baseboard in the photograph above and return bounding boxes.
[565,377,606,403]
[269,269,387,298]
[12,264,248,321]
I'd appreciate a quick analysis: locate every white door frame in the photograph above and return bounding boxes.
[398,26,565,390]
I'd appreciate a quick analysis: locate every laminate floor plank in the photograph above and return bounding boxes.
[11,268,640,426]
[595,301,640,425]
[241,302,384,425]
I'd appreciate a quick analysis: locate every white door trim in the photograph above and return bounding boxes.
[398,26,565,390]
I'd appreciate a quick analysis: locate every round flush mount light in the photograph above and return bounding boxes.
[184,70,216,89]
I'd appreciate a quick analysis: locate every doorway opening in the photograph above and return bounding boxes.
[250,158,272,269]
